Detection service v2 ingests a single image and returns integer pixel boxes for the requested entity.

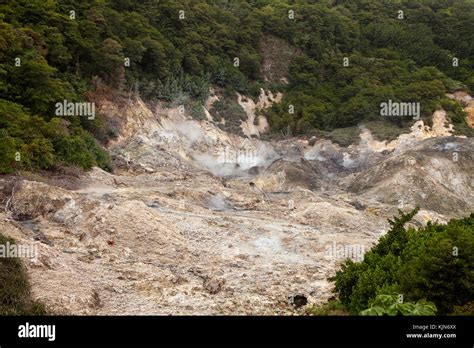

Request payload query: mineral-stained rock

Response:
[0,96,471,315]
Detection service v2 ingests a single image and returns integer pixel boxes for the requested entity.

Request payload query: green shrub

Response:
[55,131,112,171]
[306,300,348,316]
[0,234,46,315]
[398,216,474,314]
[0,129,17,174]
[326,127,360,147]
[360,294,437,316]
[451,301,474,315]
[331,209,474,315]
[190,102,206,121]
[209,94,247,135]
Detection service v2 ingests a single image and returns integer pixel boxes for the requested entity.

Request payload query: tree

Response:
[97,38,125,88]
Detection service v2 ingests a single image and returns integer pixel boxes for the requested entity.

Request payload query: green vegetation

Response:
[306,299,348,316]
[1,0,474,173]
[329,209,474,315]
[360,295,437,316]
[0,234,46,315]
[209,91,248,135]
[264,0,474,135]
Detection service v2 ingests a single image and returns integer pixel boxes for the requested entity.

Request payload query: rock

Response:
[289,294,308,308]
[203,277,225,295]
[350,200,366,211]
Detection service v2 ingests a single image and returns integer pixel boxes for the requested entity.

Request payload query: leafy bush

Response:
[306,299,348,316]
[331,209,474,315]
[360,294,436,316]
[326,127,360,147]
[209,93,247,135]
[0,129,17,174]
[451,302,474,315]
[398,215,474,314]
[190,102,206,121]
[56,131,112,171]
[0,234,46,315]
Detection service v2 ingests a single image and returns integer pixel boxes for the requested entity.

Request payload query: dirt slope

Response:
[0,94,472,315]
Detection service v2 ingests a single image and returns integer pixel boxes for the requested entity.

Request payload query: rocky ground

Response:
[0,92,472,315]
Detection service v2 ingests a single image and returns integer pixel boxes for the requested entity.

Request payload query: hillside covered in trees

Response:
[1,0,474,173]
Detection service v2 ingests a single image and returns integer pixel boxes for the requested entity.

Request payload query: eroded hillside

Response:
[1,92,472,315]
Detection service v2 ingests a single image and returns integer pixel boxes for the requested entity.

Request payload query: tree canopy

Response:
[1,0,473,172]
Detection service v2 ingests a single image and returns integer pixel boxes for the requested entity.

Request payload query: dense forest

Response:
[1,0,474,173]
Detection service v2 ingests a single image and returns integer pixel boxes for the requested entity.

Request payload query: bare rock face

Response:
[0,168,390,315]
[237,89,282,138]
[348,137,474,216]
[203,277,226,295]
[263,158,322,191]
[1,94,472,316]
